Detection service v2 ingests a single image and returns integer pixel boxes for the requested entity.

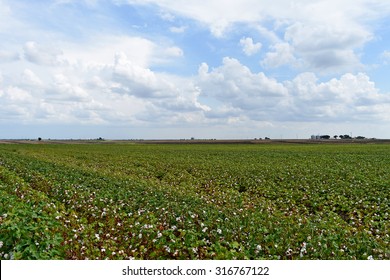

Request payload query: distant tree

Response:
[334,135,338,139]
[356,136,365,139]
[38,137,42,141]
[339,135,344,139]
[320,135,330,139]
[344,134,351,139]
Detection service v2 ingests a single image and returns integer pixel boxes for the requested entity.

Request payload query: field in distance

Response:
[0,142,389,260]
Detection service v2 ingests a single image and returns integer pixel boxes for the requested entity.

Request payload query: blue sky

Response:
[1,0,390,139]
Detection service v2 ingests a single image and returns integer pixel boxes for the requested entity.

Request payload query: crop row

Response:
[0,143,389,259]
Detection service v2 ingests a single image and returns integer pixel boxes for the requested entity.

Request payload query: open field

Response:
[0,142,389,260]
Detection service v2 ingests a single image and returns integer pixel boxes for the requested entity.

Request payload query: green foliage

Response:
[0,143,389,260]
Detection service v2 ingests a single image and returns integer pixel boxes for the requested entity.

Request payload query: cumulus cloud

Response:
[21,69,43,87]
[64,35,183,69]
[112,52,176,99]
[3,86,33,103]
[284,22,368,72]
[2,0,390,137]
[122,0,389,72]
[197,57,288,120]
[0,50,20,63]
[196,57,390,123]
[112,52,209,122]
[284,72,389,121]
[240,37,262,56]
[261,43,297,68]
[23,41,65,66]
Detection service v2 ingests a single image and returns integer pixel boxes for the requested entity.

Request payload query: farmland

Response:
[0,142,389,260]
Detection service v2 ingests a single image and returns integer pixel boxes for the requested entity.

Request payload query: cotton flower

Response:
[300,242,307,257]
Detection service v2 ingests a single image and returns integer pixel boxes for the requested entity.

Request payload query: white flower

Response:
[202,227,208,232]
[0,241,3,248]
[95,234,100,240]
[367,255,374,260]
[157,232,162,238]
[101,248,105,252]
[138,233,142,239]
[300,242,307,257]
[256,245,262,251]
[217,229,222,234]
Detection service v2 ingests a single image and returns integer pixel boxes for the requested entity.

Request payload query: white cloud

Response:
[0,50,20,63]
[284,72,389,121]
[240,37,262,56]
[284,22,368,72]
[63,35,183,69]
[4,86,33,103]
[21,69,43,87]
[169,26,187,33]
[112,52,176,98]
[196,57,390,124]
[162,46,183,57]
[121,0,390,35]
[23,41,65,66]
[197,57,288,121]
[2,0,390,138]
[62,36,155,68]
[121,0,390,73]
[381,50,390,64]
[261,43,297,68]
[159,10,175,22]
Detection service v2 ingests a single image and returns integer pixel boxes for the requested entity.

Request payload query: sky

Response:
[1,0,390,139]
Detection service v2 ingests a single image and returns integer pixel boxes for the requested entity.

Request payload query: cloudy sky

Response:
[1,0,390,139]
